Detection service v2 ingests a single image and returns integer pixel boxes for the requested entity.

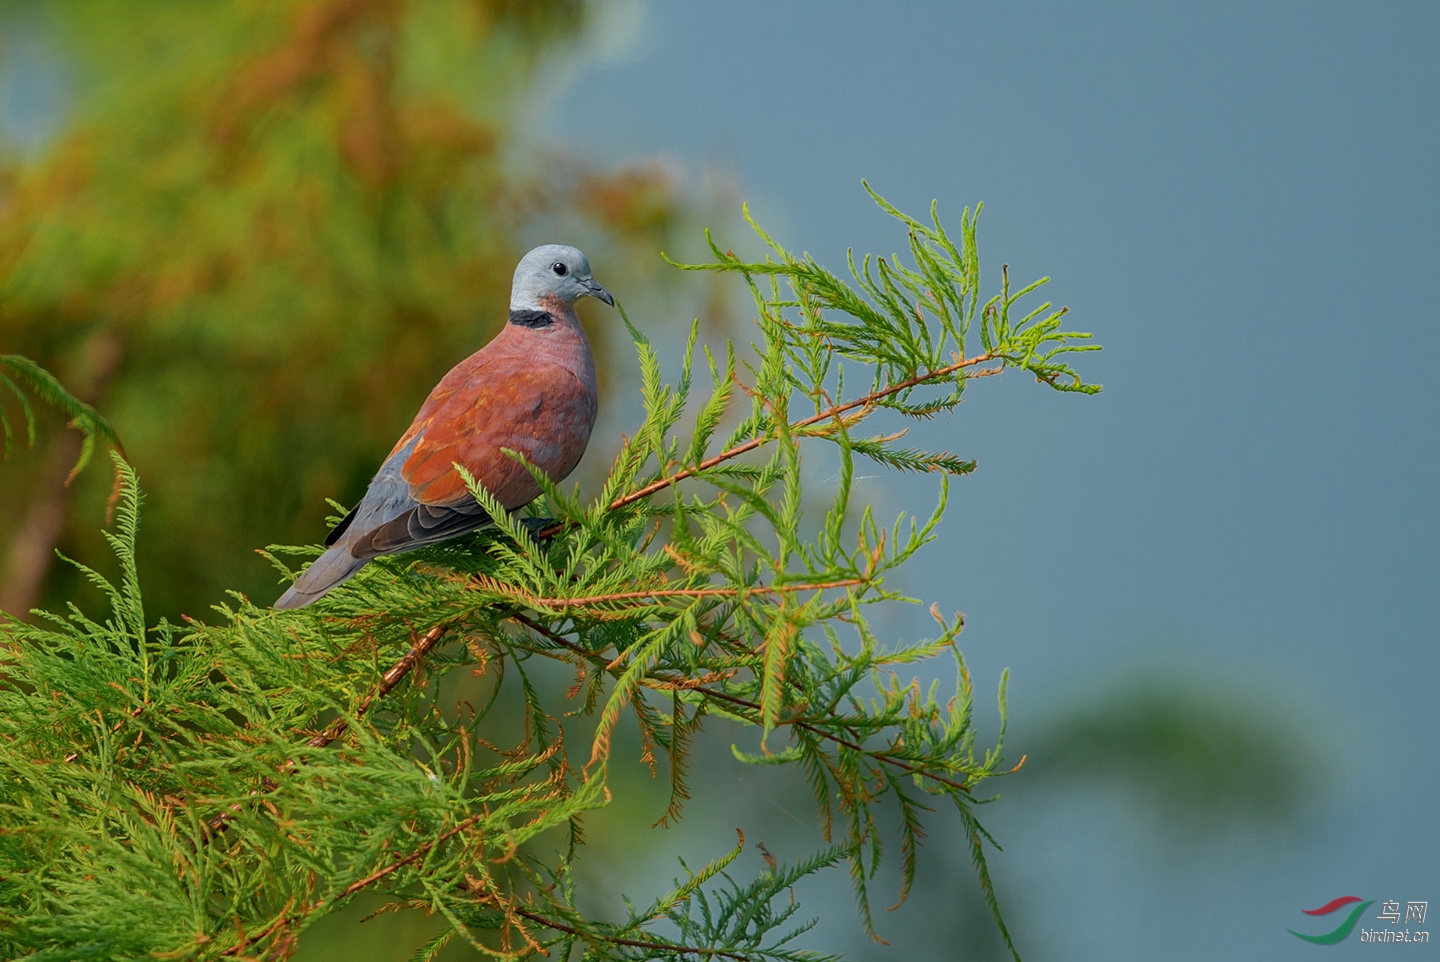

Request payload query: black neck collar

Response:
[508,308,554,329]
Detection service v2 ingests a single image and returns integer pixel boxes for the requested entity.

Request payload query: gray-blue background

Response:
[539,2,1439,958]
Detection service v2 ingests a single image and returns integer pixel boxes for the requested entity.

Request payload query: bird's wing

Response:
[342,359,595,559]
[334,435,488,559]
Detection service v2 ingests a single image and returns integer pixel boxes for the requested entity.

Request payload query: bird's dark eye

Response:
[551,262,568,276]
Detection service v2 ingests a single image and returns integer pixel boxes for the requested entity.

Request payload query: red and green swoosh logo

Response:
[1289,896,1374,944]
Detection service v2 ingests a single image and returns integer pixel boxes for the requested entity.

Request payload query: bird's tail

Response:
[273,545,369,609]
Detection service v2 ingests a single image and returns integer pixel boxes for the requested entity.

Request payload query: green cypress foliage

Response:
[0,190,1099,960]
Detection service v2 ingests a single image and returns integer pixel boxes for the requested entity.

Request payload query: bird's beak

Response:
[582,278,615,307]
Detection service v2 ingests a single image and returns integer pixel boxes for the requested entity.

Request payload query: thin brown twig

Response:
[510,611,598,662]
[334,810,484,901]
[218,896,295,958]
[306,622,450,749]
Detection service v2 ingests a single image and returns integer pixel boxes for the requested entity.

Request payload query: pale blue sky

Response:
[541,3,1439,958]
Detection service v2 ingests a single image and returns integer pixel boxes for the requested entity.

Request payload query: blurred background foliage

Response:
[0,3,1324,959]
[1024,676,1316,831]
[0,0,690,620]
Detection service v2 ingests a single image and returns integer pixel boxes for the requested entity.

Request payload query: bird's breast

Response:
[393,310,599,509]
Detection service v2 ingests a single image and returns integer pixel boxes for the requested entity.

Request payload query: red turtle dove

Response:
[275,244,612,609]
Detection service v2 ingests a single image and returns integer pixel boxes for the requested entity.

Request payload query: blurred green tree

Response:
[0,0,678,619]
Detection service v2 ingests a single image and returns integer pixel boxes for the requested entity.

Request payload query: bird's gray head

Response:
[509,244,615,312]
